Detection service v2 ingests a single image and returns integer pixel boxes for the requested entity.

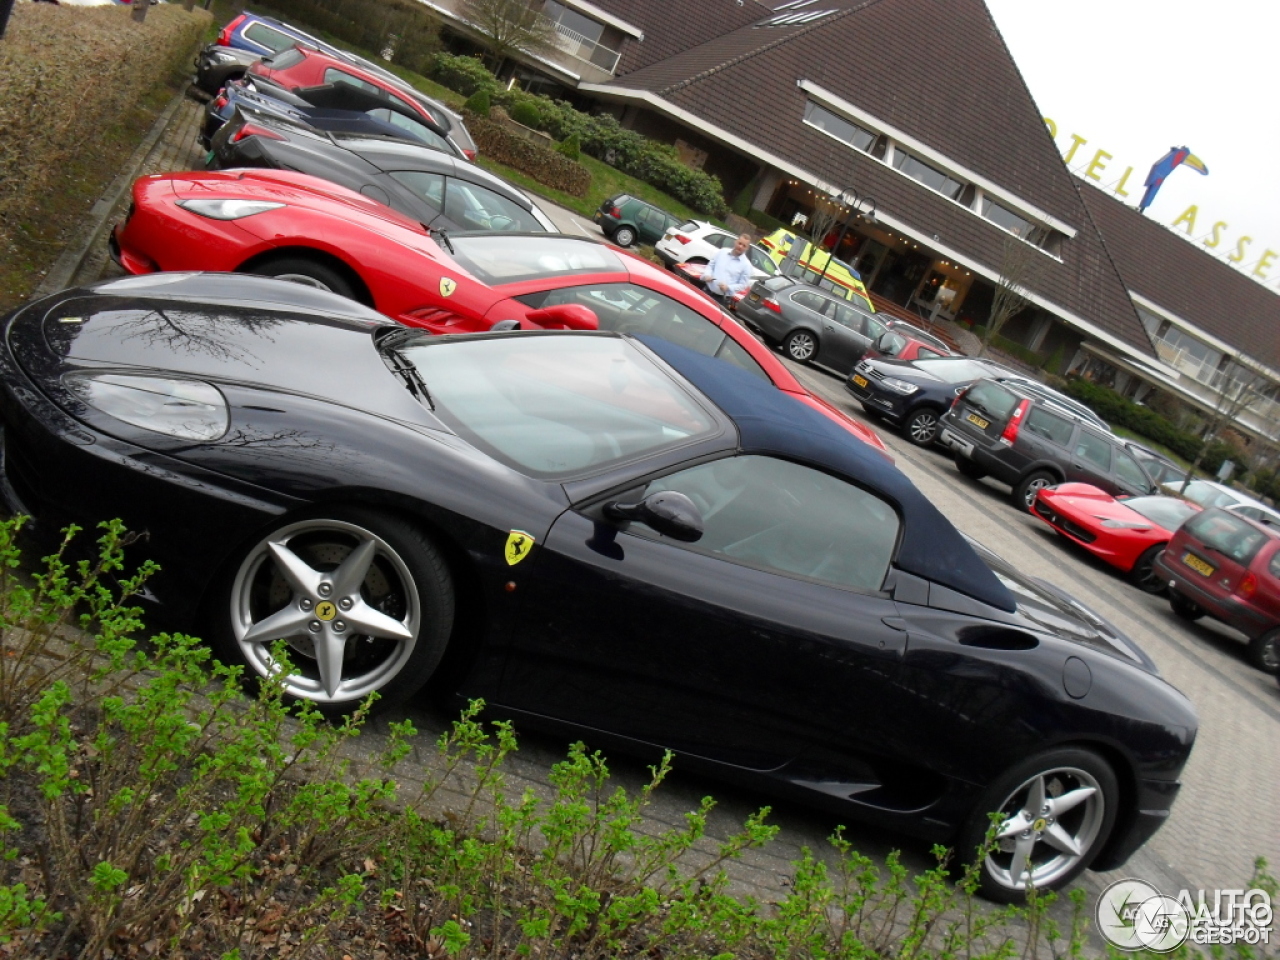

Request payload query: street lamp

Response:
[813,187,876,290]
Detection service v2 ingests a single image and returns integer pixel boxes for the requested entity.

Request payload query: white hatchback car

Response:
[1161,478,1280,527]
[655,220,778,275]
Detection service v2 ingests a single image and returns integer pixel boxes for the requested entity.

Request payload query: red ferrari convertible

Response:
[1032,483,1201,591]
[110,169,888,455]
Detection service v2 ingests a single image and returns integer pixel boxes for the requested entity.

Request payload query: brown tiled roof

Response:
[589,0,1156,357]
[588,0,769,74]
[1079,184,1280,370]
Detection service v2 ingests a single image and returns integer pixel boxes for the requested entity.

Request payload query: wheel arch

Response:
[1035,736,1139,870]
[237,247,375,308]
[1015,461,1066,485]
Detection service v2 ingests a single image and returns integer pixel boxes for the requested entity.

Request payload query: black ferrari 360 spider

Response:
[0,273,1196,901]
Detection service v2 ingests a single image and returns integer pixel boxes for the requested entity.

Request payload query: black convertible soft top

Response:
[639,334,1017,612]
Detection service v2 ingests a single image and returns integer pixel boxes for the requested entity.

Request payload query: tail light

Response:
[763,298,783,313]
[950,384,970,411]
[1239,572,1258,598]
[232,123,287,143]
[998,398,1031,446]
[216,14,246,46]
[213,95,229,111]
[675,234,692,245]
[607,205,621,218]
[463,149,476,161]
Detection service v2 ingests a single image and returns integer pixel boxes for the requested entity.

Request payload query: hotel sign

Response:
[1044,118,1278,284]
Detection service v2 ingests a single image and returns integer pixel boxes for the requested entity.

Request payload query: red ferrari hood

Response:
[1042,485,1154,526]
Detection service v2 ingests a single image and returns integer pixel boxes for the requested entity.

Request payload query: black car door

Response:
[498,454,910,772]
[1065,427,1119,491]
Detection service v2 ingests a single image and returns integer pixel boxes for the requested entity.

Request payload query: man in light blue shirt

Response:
[703,233,754,307]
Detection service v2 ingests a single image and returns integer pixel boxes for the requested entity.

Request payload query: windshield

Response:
[400,333,719,477]
[1122,496,1200,530]
[910,357,998,383]
[1175,480,1242,509]
[447,235,623,283]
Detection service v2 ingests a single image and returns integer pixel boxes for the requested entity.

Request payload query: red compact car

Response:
[110,169,888,456]
[1033,483,1201,591]
[248,46,476,159]
[1154,507,1280,671]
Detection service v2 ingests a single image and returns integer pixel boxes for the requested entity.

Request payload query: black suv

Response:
[939,378,1158,509]
[594,194,680,248]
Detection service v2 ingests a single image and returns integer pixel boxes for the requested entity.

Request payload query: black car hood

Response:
[7,273,437,429]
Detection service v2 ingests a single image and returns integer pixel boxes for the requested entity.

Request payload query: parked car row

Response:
[8,11,1210,902]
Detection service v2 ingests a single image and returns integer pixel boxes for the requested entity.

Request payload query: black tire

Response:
[1129,544,1167,594]
[957,747,1118,903]
[212,505,455,716]
[1013,470,1056,512]
[1246,628,1280,673]
[1169,591,1204,622]
[903,407,941,446]
[784,329,818,364]
[254,257,356,300]
[612,225,637,247]
[955,455,988,481]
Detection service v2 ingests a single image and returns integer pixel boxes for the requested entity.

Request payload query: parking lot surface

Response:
[59,87,1280,916]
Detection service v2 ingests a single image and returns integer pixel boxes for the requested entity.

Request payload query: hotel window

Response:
[981,197,1049,245]
[803,102,876,153]
[891,150,965,201]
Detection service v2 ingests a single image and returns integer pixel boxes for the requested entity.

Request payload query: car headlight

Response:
[64,374,229,441]
[1099,518,1152,530]
[210,50,239,63]
[176,198,286,220]
[880,377,919,395]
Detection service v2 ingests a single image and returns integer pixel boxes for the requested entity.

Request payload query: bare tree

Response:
[806,195,843,249]
[461,0,559,72]
[1175,366,1273,494]
[979,233,1048,358]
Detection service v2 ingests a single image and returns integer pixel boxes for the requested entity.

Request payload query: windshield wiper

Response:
[375,328,434,409]
[431,226,455,254]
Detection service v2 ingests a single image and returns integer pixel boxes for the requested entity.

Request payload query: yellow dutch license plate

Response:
[966,412,990,429]
[852,374,868,388]
[1181,552,1215,577]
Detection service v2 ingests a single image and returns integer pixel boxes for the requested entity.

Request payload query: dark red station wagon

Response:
[1154,507,1280,672]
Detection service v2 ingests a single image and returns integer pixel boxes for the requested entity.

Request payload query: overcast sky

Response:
[982,0,1280,291]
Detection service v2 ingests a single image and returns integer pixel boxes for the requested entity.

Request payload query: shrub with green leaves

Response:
[508,99,542,129]
[462,87,491,117]
[556,132,582,161]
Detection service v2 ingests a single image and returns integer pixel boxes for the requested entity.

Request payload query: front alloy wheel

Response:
[962,748,1117,902]
[222,509,454,714]
[785,330,817,363]
[904,408,940,446]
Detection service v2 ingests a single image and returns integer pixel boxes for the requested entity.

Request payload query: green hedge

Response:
[464,112,591,197]
[426,53,728,218]
[252,0,442,73]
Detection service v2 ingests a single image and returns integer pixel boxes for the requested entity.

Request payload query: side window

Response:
[444,179,544,231]
[791,290,829,315]
[746,246,778,275]
[1269,551,1280,579]
[534,283,725,355]
[707,233,733,249]
[388,171,445,211]
[244,22,297,54]
[1023,405,1073,445]
[324,68,382,95]
[366,109,453,152]
[637,456,900,592]
[865,314,887,341]
[919,346,946,360]
[1075,430,1112,469]
[1114,450,1151,488]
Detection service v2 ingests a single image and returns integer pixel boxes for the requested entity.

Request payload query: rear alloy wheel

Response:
[903,407,941,446]
[1129,544,1167,593]
[612,225,637,248]
[254,257,356,300]
[216,507,454,716]
[1169,591,1204,622]
[1246,628,1280,673]
[959,747,1117,903]
[1013,470,1056,512]
[785,330,818,363]
[955,455,988,481]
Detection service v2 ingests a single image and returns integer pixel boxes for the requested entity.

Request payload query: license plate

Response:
[966,412,990,429]
[852,374,868,388]
[1181,552,1215,577]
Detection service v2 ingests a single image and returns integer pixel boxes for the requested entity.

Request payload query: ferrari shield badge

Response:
[439,277,457,297]
[505,530,535,566]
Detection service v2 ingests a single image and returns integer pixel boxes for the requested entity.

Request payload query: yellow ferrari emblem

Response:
[439,277,457,297]
[1032,818,1047,832]
[505,530,535,566]
[315,601,337,621]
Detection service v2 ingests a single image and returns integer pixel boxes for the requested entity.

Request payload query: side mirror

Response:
[604,491,703,542]
[877,332,896,352]
[523,303,599,331]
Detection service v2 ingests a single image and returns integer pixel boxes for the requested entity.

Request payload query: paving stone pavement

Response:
[45,86,1280,953]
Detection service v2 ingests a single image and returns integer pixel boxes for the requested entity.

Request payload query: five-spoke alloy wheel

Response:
[960,747,1117,903]
[218,508,454,715]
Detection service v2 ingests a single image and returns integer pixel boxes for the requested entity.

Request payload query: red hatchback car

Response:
[1153,507,1280,671]
[1033,484,1201,592]
[110,169,888,455]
